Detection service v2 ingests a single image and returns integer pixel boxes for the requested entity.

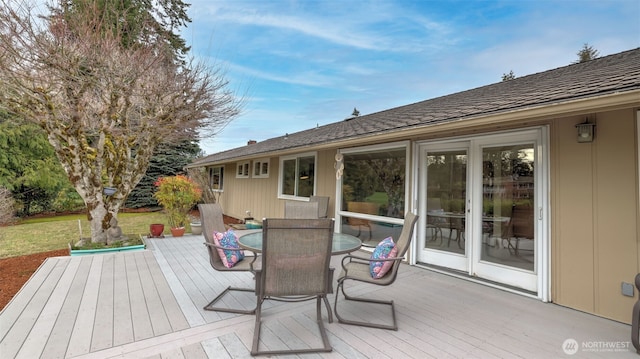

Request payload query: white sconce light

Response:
[575,119,595,143]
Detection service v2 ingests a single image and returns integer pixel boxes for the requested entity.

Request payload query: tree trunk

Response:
[88,201,109,243]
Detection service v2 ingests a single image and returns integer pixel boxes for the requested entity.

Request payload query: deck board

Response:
[125,252,155,341]
[0,234,636,358]
[179,342,208,358]
[41,256,92,359]
[67,255,103,357]
[151,248,205,327]
[90,254,115,352]
[17,256,82,359]
[136,252,173,336]
[112,252,134,346]
[1,257,69,358]
[142,250,190,332]
[0,256,60,340]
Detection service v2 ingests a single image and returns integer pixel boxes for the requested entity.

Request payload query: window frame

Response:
[236,161,250,178]
[209,165,224,192]
[252,158,270,178]
[278,152,317,200]
[336,141,410,226]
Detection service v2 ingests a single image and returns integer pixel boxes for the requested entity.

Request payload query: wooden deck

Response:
[0,233,635,358]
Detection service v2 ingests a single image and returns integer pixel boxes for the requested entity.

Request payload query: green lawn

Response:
[0,212,169,259]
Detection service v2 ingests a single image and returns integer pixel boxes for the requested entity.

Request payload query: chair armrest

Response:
[340,253,405,273]
[204,241,259,255]
[204,242,259,266]
[340,253,370,271]
[341,253,370,263]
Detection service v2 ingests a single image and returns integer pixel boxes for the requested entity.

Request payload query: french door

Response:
[418,141,469,272]
[416,129,546,293]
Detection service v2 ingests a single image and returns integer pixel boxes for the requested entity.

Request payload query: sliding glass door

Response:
[417,129,545,293]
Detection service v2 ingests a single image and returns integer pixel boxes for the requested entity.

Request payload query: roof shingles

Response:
[192,48,640,166]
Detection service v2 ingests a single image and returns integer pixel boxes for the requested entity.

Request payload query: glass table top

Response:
[238,231,362,255]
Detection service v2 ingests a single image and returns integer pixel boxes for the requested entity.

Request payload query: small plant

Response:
[153,175,202,228]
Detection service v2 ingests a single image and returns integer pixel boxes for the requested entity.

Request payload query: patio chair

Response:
[503,204,534,255]
[309,195,330,218]
[334,212,419,330]
[426,198,445,244]
[346,201,379,240]
[284,200,320,219]
[200,203,258,314]
[251,218,334,355]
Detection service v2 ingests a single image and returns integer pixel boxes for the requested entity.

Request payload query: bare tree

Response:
[187,167,219,204]
[0,1,242,242]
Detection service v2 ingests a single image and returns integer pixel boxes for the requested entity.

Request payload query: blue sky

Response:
[183,0,639,154]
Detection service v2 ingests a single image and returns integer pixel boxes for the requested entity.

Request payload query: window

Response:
[209,166,224,191]
[279,153,316,198]
[253,158,270,178]
[340,143,408,219]
[236,161,249,178]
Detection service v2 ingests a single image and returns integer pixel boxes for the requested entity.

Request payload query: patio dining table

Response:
[238,231,362,255]
[238,229,362,312]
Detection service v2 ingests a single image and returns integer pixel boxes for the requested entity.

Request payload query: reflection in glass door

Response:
[425,150,467,254]
[418,144,469,272]
[479,145,535,272]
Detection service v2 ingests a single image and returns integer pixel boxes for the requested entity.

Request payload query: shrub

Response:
[153,175,202,228]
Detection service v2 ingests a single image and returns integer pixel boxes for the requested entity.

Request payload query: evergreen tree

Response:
[0,111,76,215]
[502,70,516,81]
[574,43,600,63]
[126,139,201,208]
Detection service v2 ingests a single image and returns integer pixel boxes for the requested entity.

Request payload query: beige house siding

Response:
[217,158,281,220]
[315,149,339,216]
[217,150,339,221]
[552,108,638,323]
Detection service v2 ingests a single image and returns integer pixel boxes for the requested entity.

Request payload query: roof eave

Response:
[187,89,640,168]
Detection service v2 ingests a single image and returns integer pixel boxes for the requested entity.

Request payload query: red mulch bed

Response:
[0,213,243,311]
[0,249,69,310]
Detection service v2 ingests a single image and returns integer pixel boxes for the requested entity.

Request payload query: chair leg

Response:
[503,237,517,254]
[316,296,332,351]
[323,295,333,323]
[251,296,332,355]
[203,286,256,314]
[250,297,264,356]
[334,280,398,330]
[432,226,442,245]
[324,267,334,323]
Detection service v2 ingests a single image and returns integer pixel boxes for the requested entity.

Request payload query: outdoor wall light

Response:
[575,119,595,143]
